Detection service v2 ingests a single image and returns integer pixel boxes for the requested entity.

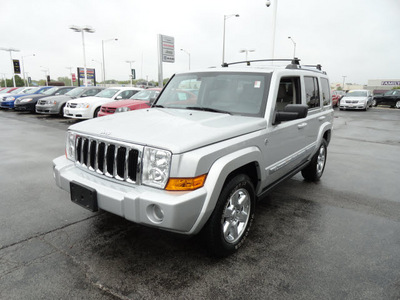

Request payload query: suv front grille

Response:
[75,135,141,183]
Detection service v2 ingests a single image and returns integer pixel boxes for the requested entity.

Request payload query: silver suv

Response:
[53,59,333,256]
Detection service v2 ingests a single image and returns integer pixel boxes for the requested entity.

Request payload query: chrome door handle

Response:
[298,123,307,129]
[318,116,326,121]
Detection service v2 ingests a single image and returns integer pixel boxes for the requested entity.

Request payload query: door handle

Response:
[298,123,307,129]
[318,116,326,121]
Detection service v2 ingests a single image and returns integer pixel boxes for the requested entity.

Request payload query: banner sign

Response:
[160,35,175,63]
[381,81,400,86]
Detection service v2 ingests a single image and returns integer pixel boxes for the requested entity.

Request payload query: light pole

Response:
[70,25,95,87]
[21,53,35,86]
[91,60,103,86]
[41,66,50,86]
[265,0,277,59]
[288,37,296,58]
[66,67,73,86]
[180,49,191,70]
[1,73,7,87]
[222,14,239,65]
[239,49,255,61]
[102,38,118,86]
[126,60,135,87]
[342,76,347,91]
[0,47,20,87]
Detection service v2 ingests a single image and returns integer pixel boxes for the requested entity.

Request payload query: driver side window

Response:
[275,77,301,111]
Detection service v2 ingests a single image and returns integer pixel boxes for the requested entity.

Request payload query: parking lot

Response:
[1,107,400,299]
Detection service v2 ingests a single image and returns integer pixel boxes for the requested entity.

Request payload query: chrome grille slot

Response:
[75,135,141,184]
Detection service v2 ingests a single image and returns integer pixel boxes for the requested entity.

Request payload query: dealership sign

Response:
[382,81,400,86]
[160,35,175,63]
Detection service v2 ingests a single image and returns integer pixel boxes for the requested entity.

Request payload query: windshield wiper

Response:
[152,104,164,108]
[186,106,232,115]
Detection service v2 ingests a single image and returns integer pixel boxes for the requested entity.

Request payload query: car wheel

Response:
[372,99,377,107]
[396,101,400,109]
[94,107,100,118]
[59,104,66,117]
[301,139,327,182]
[203,174,255,257]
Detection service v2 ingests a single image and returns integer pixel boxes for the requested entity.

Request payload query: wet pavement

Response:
[1,108,400,299]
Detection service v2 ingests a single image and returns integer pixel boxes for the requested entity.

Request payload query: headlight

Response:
[20,98,33,103]
[5,97,15,101]
[115,107,131,113]
[76,103,90,108]
[142,147,172,189]
[65,132,77,161]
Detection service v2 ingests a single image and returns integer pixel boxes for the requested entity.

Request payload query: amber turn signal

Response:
[165,174,207,191]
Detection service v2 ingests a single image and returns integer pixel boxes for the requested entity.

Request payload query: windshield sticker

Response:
[254,81,261,88]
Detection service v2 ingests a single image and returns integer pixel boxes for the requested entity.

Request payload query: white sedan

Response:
[64,87,143,119]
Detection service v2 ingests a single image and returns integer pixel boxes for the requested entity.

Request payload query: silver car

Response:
[339,90,373,110]
[35,86,104,116]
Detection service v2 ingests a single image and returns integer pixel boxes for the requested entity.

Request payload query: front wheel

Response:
[93,107,100,118]
[396,100,400,109]
[203,174,255,257]
[301,139,327,181]
[372,99,377,107]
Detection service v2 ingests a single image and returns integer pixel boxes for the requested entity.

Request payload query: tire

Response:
[372,99,377,107]
[301,139,327,182]
[396,100,400,109]
[203,174,255,257]
[59,104,66,117]
[94,107,100,118]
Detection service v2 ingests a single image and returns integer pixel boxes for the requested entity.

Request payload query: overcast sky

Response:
[1,0,399,85]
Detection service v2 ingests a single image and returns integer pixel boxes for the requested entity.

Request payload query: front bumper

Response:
[339,102,367,110]
[15,102,36,112]
[0,100,15,109]
[36,104,59,114]
[64,107,92,119]
[53,156,207,234]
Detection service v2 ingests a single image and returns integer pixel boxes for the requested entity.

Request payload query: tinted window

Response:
[304,76,320,109]
[320,78,331,106]
[275,77,301,111]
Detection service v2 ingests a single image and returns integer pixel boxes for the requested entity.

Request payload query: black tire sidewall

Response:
[301,139,327,181]
[204,174,255,257]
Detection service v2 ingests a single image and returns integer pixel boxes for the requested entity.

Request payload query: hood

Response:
[69,108,266,154]
[342,96,368,101]
[43,95,73,102]
[68,96,109,104]
[102,99,149,109]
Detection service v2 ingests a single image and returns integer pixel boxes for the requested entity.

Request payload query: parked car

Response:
[372,89,400,108]
[35,86,105,116]
[0,86,53,109]
[331,90,346,107]
[15,86,75,112]
[98,88,161,117]
[339,90,373,110]
[53,58,334,256]
[64,87,143,119]
[0,87,32,100]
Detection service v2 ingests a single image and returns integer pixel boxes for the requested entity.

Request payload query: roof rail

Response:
[221,58,300,67]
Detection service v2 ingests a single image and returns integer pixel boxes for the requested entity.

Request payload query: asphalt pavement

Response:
[0,107,399,299]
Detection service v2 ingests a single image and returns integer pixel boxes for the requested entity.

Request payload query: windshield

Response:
[95,88,119,98]
[130,89,160,101]
[384,90,396,96]
[10,87,25,94]
[345,91,367,97]
[155,72,270,117]
[66,87,85,97]
[43,87,58,95]
[21,87,40,94]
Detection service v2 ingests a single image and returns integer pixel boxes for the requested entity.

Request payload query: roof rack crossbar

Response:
[222,58,300,67]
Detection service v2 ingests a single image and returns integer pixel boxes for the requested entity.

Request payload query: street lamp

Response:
[21,53,35,86]
[1,73,7,87]
[40,66,50,86]
[342,76,347,91]
[69,25,95,87]
[0,47,20,87]
[266,0,278,59]
[102,38,118,86]
[180,48,191,70]
[126,60,135,87]
[239,49,255,61]
[222,14,239,65]
[288,37,296,58]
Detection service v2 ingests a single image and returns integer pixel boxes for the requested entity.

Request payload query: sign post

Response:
[158,34,175,88]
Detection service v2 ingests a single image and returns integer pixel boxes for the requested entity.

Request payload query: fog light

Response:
[147,204,164,223]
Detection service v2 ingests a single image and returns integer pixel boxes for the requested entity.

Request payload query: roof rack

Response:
[221,58,326,74]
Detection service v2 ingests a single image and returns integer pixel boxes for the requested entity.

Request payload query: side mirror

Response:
[116,96,122,100]
[81,94,88,97]
[273,104,308,125]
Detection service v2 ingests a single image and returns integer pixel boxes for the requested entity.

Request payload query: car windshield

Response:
[384,90,396,96]
[95,88,119,98]
[155,72,270,117]
[130,89,159,101]
[66,87,85,97]
[42,87,59,95]
[346,91,367,97]
[10,87,26,94]
[22,87,40,94]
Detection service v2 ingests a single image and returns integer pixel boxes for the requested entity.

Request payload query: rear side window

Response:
[304,76,320,109]
[320,78,331,106]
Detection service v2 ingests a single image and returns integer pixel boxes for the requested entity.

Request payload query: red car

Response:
[98,88,161,117]
[331,90,346,107]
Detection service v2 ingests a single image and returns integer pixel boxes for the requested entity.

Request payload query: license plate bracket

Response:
[70,181,98,212]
